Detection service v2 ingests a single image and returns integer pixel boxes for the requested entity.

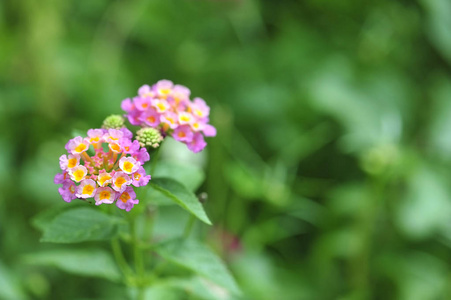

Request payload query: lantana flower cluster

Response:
[54,128,151,211]
[121,80,217,152]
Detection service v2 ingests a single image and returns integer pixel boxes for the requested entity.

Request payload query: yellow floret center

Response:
[73,169,85,182]
[157,103,167,111]
[134,173,141,181]
[75,144,87,153]
[90,137,100,143]
[98,174,112,186]
[194,109,203,117]
[69,185,75,194]
[110,143,121,152]
[115,177,127,188]
[99,190,111,200]
[68,158,78,168]
[82,184,94,195]
[180,115,190,122]
[120,192,131,203]
[160,88,171,95]
[123,161,134,173]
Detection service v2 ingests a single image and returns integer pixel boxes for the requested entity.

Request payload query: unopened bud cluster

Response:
[102,115,125,130]
[136,127,164,148]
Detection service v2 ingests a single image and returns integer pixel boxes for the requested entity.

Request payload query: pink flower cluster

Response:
[54,128,151,211]
[121,80,217,152]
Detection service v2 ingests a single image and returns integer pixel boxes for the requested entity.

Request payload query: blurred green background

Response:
[1,0,451,299]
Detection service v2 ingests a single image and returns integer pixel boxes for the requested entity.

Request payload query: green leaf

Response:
[142,286,182,300]
[41,207,120,243]
[32,202,85,231]
[149,178,211,225]
[153,161,205,191]
[166,276,237,300]
[0,262,26,300]
[154,239,241,296]
[22,248,121,282]
[420,0,451,64]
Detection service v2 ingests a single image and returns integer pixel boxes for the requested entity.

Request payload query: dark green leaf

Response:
[149,178,211,225]
[154,239,241,296]
[22,248,121,282]
[32,202,85,231]
[41,207,120,243]
[166,276,237,300]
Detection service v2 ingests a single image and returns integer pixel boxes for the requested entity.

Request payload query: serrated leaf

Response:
[41,207,120,243]
[154,239,241,296]
[22,248,121,282]
[149,178,211,225]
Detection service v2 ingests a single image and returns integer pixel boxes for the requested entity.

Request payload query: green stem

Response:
[144,206,156,243]
[150,146,161,173]
[111,238,133,280]
[130,216,145,299]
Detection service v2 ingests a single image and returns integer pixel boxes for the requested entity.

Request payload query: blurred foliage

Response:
[1,0,451,299]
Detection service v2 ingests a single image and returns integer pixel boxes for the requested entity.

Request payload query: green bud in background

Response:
[102,115,125,130]
[136,127,164,148]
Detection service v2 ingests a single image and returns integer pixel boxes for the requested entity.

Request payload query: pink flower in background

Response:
[178,112,194,125]
[134,96,151,111]
[187,133,207,153]
[121,98,141,126]
[140,109,160,127]
[173,125,193,143]
[152,99,170,114]
[54,128,151,211]
[154,79,174,98]
[160,112,179,130]
[121,80,216,153]
[138,84,154,98]
[203,124,217,137]
[191,97,210,120]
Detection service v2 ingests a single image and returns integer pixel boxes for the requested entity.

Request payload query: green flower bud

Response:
[136,127,164,148]
[102,115,125,130]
